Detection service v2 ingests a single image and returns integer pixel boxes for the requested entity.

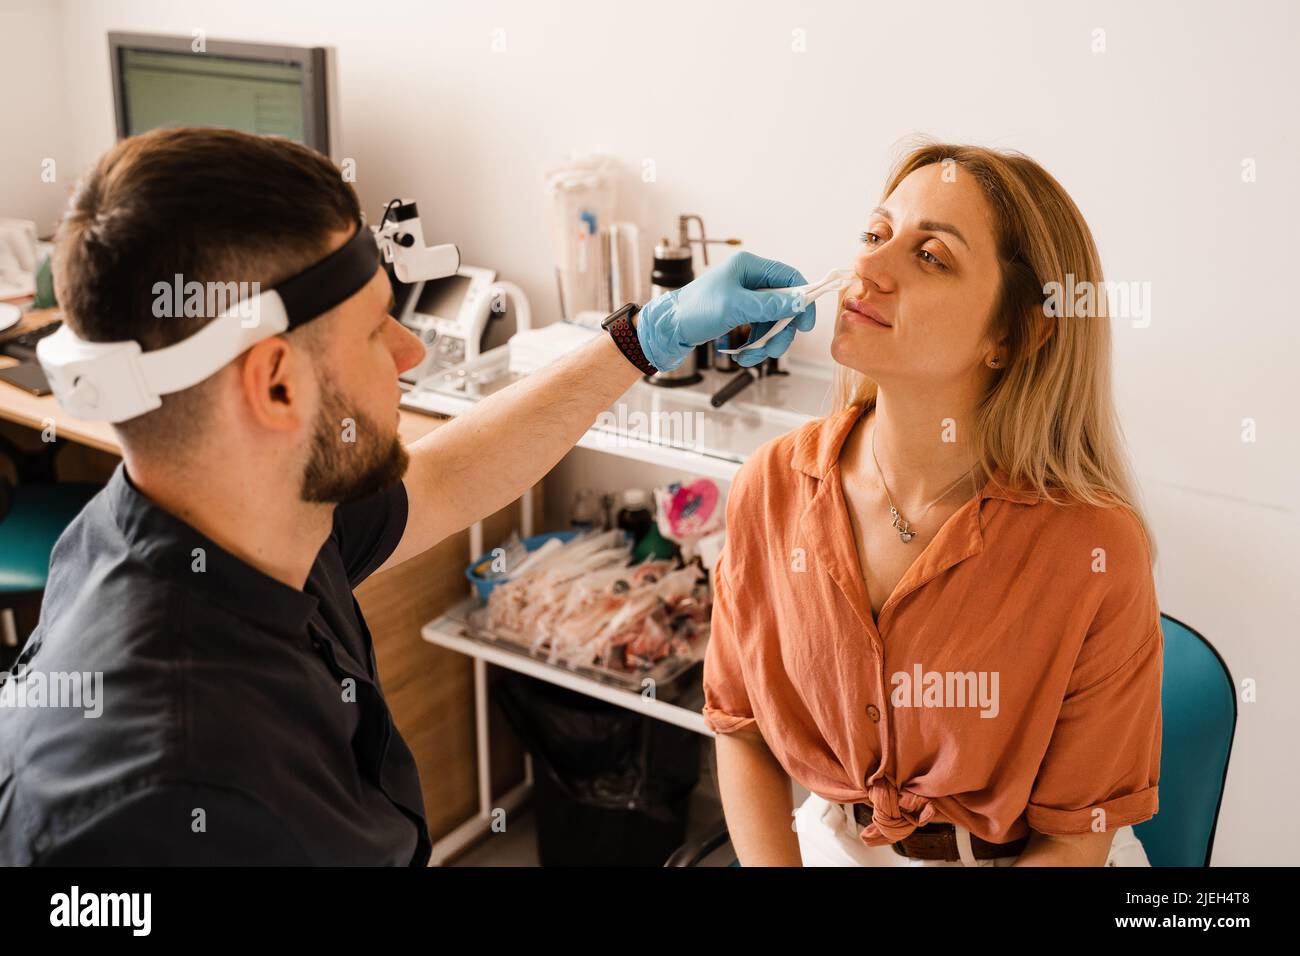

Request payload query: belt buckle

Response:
[851,801,963,861]
[852,802,924,860]
[894,822,960,861]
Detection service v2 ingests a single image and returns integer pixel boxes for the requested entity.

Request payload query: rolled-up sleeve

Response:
[1025,524,1163,835]
[702,544,759,735]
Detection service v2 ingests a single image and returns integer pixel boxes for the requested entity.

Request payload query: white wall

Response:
[5,0,1296,864]
[0,0,72,235]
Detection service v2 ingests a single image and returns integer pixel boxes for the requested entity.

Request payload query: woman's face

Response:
[831,163,1004,386]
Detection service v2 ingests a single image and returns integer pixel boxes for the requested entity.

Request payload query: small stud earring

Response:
[988,355,1000,367]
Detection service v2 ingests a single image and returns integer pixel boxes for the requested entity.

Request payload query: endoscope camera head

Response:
[372,199,460,285]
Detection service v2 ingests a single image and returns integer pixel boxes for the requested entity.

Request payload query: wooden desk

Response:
[0,309,529,860]
[0,310,117,453]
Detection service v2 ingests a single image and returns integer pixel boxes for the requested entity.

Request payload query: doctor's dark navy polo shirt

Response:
[0,462,432,865]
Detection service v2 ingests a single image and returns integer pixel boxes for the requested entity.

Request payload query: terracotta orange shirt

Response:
[703,402,1162,847]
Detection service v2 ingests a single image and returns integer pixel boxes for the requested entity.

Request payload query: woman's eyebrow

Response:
[870,206,970,250]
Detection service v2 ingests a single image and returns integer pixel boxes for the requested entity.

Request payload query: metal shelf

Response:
[400,340,835,481]
[421,597,709,737]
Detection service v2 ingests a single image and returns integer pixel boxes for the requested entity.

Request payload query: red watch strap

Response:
[605,307,657,375]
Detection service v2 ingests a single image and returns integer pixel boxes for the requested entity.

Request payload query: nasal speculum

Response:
[716,268,854,354]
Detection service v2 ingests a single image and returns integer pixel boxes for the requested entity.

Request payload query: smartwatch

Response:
[601,302,657,375]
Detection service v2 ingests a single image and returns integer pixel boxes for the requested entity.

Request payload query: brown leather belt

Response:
[851,802,1029,862]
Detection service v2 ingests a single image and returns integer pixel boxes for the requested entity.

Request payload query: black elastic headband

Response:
[273,223,381,329]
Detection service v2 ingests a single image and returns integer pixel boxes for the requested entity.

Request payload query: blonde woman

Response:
[704,143,1162,867]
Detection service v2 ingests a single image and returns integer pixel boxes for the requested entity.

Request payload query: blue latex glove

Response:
[635,251,814,371]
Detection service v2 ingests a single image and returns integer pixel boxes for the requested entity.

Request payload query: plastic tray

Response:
[460,602,708,692]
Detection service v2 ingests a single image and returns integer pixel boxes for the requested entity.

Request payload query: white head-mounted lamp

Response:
[37,199,458,423]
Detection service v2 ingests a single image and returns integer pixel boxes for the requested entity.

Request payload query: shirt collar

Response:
[790,402,1041,505]
[105,461,320,637]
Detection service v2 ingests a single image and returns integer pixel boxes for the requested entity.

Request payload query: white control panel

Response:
[400,264,498,383]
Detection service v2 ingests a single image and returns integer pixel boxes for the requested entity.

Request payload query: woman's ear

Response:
[994,305,1053,369]
[1027,307,1055,354]
[983,328,1010,369]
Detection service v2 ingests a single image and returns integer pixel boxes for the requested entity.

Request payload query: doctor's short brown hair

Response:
[52,126,361,454]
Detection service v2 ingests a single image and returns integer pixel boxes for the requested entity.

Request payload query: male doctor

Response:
[0,127,814,864]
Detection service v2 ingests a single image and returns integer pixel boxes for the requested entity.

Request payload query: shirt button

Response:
[866,704,880,722]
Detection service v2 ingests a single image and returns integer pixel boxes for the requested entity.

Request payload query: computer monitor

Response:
[108,32,335,155]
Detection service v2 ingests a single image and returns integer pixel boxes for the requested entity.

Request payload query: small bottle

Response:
[571,488,602,531]
[615,488,654,546]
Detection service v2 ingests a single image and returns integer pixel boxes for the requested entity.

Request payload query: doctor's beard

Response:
[300,378,409,504]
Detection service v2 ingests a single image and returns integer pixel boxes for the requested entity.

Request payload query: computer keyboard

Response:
[1,320,61,362]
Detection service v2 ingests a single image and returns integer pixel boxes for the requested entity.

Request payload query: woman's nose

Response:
[853,248,895,293]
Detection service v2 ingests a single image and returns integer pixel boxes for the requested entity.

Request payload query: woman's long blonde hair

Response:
[834,140,1155,561]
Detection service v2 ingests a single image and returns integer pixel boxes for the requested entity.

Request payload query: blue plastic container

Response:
[465,530,578,602]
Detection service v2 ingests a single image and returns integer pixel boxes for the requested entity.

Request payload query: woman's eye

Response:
[861,230,948,271]
[919,249,948,270]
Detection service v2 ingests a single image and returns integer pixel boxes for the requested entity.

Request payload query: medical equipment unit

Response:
[675,214,743,374]
[643,239,699,386]
[641,214,752,387]
[391,265,536,385]
[36,199,459,423]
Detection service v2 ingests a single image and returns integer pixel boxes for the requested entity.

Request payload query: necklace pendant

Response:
[890,507,915,542]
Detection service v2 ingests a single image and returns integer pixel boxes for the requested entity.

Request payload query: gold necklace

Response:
[870,425,978,543]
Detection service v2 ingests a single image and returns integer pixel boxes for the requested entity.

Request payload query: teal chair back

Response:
[1132,614,1236,866]
[0,435,101,670]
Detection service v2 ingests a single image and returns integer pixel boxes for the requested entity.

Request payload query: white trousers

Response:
[794,792,1151,867]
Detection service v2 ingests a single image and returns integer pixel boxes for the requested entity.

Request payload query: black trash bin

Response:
[493,671,700,866]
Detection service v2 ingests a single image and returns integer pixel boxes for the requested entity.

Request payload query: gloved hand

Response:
[635,251,815,371]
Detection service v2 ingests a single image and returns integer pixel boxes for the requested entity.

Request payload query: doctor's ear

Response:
[240,336,310,432]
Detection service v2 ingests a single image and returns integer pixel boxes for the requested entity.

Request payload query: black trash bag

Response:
[493,670,700,866]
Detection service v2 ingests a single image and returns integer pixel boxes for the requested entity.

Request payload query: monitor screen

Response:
[416,274,474,320]
[119,49,306,142]
[110,33,331,153]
